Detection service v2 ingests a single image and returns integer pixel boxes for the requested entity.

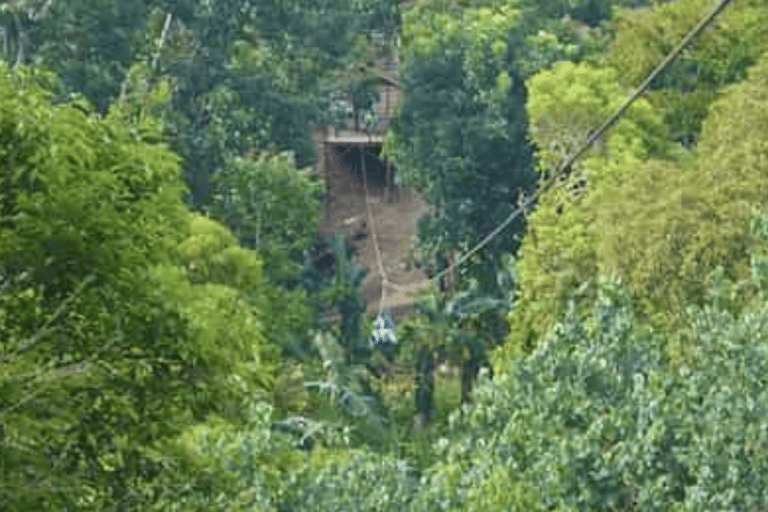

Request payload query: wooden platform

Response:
[324,129,384,146]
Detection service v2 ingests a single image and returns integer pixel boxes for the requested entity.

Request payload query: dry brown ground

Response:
[319,144,433,320]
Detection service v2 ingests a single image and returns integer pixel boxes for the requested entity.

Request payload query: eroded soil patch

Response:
[319,145,431,319]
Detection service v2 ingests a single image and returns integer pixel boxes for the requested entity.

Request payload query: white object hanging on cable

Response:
[370,308,397,348]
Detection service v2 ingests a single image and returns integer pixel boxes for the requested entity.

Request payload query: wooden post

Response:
[383,85,393,203]
[322,140,328,192]
[384,84,390,127]
[362,144,368,194]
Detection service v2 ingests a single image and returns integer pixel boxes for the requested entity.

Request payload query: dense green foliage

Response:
[421,271,768,510]
[510,49,768,354]
[609,0,768,146]
[3,0,398,204]
[119,254,768,510]
[4,0,768,509]
[209,153,323,282]
[387,1,535,276]
[0,62,279,510]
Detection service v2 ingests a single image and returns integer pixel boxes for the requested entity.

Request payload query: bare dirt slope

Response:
[320,144,432,319]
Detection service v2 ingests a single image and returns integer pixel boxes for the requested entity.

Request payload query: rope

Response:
[360,140,389,315]
[151,14,173,73]
[379,0,734,295]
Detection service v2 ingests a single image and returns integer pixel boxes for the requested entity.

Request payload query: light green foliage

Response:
[0,67,187,283]
[509,49,768,353]
[398,0,520,124]
[175,212,307,366]
[106,61,176,141]
[152,402,299,512]
[518,27,593,78]
[462,471,549,512]
[0,67,275,510]
[150,416,417,512]
[439,274,768,510]
[152,264,274,405]
[401,1,519,64]
[510,59,668,352]
[509,187,600,353]
[526,60,667,172]
[611,0,768,86]
[609,0,768,145]
[600,53,768,325]
[0,63,186,508]
[209,153,323,283]
[177,214,256,286]
[283,450,418,511]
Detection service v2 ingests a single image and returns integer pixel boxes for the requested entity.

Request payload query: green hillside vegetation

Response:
[509,0,768,355]
[4,0,768,509]
[0,65,278,508]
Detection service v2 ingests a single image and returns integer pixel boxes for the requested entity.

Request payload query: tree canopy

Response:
[5,0,768,509]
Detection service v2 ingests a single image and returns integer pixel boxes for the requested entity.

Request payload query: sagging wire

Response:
[380,0,734,295]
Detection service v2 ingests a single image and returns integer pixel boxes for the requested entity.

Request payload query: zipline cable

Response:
[151,13,173,73]
[378,0,734,296]
[360,140,389,315]
[360,140,399,352]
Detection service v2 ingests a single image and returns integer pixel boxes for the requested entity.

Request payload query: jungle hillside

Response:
[4,0,768,509]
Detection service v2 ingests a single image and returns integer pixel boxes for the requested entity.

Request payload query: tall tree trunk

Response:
[460,357,479,405]
[414,345,435,429]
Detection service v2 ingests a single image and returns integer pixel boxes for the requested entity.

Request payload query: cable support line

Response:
[151,13,173,73]
[360,140,389,315]
[379,0,733,295]
[554,0,734,175]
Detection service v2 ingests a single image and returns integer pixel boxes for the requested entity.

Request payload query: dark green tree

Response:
[387,3,535,283]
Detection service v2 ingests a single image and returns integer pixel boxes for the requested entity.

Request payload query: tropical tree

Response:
[508,48,768,353]
[209,153,323,283]
[0,64,276,510]
[387,1,535,280]
[507,58,669,351]
[432,270,768,510]
[609,0,768,146]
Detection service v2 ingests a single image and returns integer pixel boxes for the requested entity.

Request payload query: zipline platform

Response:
[324,128,385,146]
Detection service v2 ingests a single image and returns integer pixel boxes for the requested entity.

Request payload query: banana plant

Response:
[0,0,52,66]
[326,231,369,364]
[415,252,516,412]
